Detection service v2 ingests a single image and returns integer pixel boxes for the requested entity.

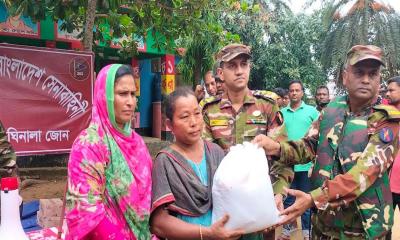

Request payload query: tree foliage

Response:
[320,0,400,81]
[5,0,236,54]
[176,1,250,87]
[221,0,326,93]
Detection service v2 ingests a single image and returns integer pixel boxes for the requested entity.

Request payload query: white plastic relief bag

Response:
[211,142,280,234]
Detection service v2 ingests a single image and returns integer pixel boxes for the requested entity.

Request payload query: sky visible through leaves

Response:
[291,0,400,14]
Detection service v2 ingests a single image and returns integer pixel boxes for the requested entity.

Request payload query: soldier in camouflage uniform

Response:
[202,43,294,240]
[254,45,399,239]
[0,120,17,178]
[0,120,18,220]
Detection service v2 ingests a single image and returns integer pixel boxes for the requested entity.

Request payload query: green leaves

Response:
[5,0,228,54]
[172,0,183,8]
[241,1,248,11]
[321,0,400,81]
[252,4,260,13]
[119,14,130,27]
[220,1,326,93]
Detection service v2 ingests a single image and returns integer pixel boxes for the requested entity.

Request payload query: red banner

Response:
[161,55,175,75]
[0,44,94,156]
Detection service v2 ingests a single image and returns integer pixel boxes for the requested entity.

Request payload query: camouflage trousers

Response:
[311,225,390,240]
[0,165,18,178]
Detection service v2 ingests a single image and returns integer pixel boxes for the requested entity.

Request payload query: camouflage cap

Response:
[346,45,385,66]
[216,43,251,63]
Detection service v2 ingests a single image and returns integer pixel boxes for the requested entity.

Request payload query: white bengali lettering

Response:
[42,76,88,119]
[6,128,42,143]
[6,127,19,143]
[10,59,23,79]
[0,56,46,84]
[59,90,75,107]
[45,130,70,142]
[28,130,42,142]
[0,55,12,78]
[1,55,88,119]
[65,92,89,118]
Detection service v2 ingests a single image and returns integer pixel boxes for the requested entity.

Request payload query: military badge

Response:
[246,119,267,124]
[252,110,261,117]
[379,127,394,143]
[210,119,229,126]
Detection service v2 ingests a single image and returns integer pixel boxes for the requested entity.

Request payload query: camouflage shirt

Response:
[0,120,17,178]
[279,96,400,239]
[202,89,293,195]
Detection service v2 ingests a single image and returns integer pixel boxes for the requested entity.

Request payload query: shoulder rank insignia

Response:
[252,90,278,103]
[373,104,400,120]
[200,96,220,109]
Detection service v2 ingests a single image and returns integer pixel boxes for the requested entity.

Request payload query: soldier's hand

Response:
[278,188,313,226]
[252,134,280,156]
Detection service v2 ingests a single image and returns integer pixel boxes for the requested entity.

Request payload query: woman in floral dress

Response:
[65,64,152,240]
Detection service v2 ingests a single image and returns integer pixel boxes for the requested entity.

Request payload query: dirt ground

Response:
[20,179,400,239]
[20,177,67,202]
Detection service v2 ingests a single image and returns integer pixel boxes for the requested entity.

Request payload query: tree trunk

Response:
[83,0,97,51]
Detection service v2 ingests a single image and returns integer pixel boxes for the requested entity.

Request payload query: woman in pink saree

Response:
[65,64,152,240]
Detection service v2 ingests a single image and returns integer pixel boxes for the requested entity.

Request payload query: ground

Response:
[20,178,400,239]
[21,178,66,202]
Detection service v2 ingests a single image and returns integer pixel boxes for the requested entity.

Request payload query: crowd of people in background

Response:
[1,43,400,240]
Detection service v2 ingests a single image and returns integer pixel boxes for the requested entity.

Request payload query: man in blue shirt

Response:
[280,80,319,240]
